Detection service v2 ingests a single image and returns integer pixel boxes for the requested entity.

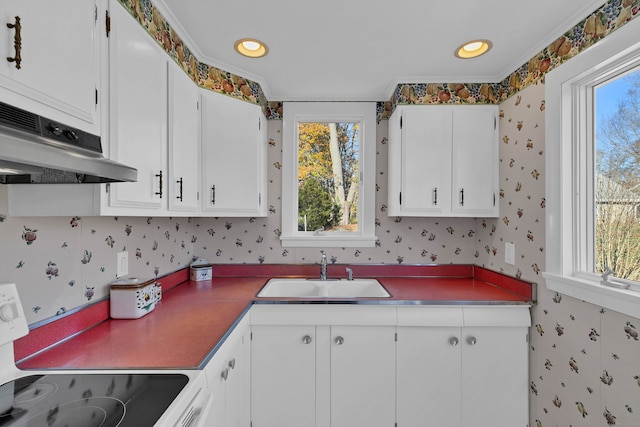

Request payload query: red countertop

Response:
[16,265,532,371]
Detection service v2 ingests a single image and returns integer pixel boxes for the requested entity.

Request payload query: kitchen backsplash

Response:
[0,215,196,324]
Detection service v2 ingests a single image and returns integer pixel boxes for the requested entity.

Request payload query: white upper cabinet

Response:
[167,62,200,213]
[0,0,101,134]
[451,108,499,216]
[200,90,267,217]
[105,1,167,213]
[388,105,499,217]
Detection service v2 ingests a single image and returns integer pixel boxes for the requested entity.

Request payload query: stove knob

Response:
[0,302,19,322]
[64,129,79,141]
[47,123,63,136]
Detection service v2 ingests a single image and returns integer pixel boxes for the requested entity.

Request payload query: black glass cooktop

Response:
[0,373,188,426]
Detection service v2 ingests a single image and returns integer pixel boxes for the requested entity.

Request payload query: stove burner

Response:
[24,396,125,427]
[0,373,188,427]
[13,381,58,405]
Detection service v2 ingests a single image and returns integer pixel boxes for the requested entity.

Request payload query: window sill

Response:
[280,234,377,248]
[543,272,640,319]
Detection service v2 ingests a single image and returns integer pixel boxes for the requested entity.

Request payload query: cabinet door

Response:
[225,326,251,427]
[396,326,462,427]
[330,326,396,427]
[207,354,229,427]
[0,0,100,132]
[251,325,316,427]
[168,63,199,212]
[398,107,452,216]
[451,107,498,216]
[107,2,167,211]
[461,326,528,427]
[201,91,266,216]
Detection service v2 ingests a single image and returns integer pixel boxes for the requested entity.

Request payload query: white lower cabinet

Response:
[250,325,316,427]
[330,325,396,427]
[204,316,251,427]
[396,306,530,427]
[250,305,396,427]
[211,304,529,427]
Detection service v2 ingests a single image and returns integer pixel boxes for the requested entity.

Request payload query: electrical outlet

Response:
[505,242,515,265]
[116,251,128,278]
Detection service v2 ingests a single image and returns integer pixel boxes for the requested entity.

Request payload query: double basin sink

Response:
[257,278,390,298]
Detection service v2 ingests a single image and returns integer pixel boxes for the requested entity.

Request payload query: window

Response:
[595,71,640,282]
[281,102,377,247]
[545,17,640,318]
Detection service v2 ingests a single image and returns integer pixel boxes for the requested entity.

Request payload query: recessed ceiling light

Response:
[234,38,269,58]
[455,39,492,59]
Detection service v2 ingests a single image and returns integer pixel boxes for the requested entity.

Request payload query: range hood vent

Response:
[0,101,137,184]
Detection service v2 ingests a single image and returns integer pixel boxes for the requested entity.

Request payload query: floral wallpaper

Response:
[476,82,640,427]
[0,215,195,324]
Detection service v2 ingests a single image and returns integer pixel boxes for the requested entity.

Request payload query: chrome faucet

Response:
[320,254,327,280]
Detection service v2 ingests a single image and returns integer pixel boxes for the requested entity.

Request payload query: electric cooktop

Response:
[0,373,188,426]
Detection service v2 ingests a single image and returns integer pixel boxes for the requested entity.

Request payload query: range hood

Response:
[0,101,137,184]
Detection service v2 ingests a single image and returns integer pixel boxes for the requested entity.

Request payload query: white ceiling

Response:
[154,0,606,102]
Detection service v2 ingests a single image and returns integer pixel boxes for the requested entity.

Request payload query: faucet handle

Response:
[345,267,353,281]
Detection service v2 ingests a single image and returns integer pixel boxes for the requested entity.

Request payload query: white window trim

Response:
[281,102,377,248]
[544,17,640,319]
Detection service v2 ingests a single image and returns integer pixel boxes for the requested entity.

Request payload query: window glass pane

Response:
[595,68,640,281]
[297,122,359,233]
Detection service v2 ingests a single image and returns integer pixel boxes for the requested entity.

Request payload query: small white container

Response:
[110,277,158,319]
[190,264,212,281]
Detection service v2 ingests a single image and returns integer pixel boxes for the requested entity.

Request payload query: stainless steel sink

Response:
[257,278,391,298]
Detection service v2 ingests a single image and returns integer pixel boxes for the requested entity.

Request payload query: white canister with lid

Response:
[190,258,212,281]
[110,277,158,319]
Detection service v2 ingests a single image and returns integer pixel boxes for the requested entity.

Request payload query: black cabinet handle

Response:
[176,178,183,202]
[155,171,163,198]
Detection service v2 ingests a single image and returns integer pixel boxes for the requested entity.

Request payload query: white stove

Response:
[0,283,213,426]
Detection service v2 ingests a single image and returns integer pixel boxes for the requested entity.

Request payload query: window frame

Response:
[544,17,640,318]
[280,102,377,248]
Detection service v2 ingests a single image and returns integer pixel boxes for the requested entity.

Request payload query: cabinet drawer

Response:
[250,304,396,326]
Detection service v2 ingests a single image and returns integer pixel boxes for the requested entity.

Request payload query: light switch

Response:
[116,251,128,278]
[505,242,515,265]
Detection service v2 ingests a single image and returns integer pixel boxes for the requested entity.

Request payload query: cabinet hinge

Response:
[258,192,262,206]
[494,116,497,130]
[258,117,261,131]
[105,183,110,194]
[400,116,403,129]
[95,88,98,106]
[399,192,402,206]
[196,100,200,110]
[493,193,496,207]
[94,5,98,25]
[394,332,397,342]
[105,10,111,37]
